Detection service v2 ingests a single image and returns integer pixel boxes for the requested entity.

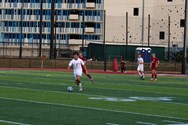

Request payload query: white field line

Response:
[0,119,30,125]
[168,123,188,125]
[0,86,188,106]
[1,70,188,89]
[1,80,188,97]
[106,123,119,125]
[163,120,184,124]
[36,80,188,93]
[0,97,188,121]
[137,121,156,125]
[1,78,188,96]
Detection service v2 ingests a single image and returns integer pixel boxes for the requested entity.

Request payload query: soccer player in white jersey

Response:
[137,53,145,80]
[68,52,86,92]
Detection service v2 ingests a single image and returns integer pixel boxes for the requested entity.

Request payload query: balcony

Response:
[85,27,95,33]
[69,14,79,20]
[69,39,82,45]
[86,2,96,8]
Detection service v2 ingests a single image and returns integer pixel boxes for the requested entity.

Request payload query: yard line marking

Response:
[137,121,156,125]
[0,86,188,106]
[106,123,119,125]
[0,97,188,121]
[168,123,188,125]
[0,119,30,125]
[163,120,184,124]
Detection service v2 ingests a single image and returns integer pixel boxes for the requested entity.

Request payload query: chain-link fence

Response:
[0,58,187,73]
[0,42,73,59]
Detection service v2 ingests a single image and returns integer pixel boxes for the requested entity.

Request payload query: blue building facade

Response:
[0,0,104,53]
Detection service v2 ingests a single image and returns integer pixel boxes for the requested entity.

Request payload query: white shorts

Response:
[137,66,144,72]
[73,71,82,80]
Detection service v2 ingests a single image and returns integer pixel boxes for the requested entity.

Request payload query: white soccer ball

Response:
[67,86,73,92]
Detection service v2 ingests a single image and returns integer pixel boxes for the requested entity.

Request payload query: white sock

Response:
[142,73,145,78]
[79,83,82,88]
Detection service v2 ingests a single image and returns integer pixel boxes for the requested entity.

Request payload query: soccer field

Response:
[0,70,188,125]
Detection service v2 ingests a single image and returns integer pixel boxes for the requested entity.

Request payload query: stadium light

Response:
[182,0,188,74]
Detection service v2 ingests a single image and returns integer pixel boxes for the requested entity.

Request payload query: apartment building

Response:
[0,0,104,57]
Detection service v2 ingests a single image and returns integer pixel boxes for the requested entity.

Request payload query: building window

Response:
[167,0,173,2]
[133,8,139,16]
[159,32,165,40]
[180,19,185,27]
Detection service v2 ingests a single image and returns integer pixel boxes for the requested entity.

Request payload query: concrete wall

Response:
[104,0,185,47]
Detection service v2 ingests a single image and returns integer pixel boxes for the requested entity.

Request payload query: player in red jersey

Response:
[150,53,160,81]
[79,52,94,83]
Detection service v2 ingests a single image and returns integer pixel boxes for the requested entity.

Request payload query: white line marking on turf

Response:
[1,85,188,106]
[163,120,184,124]
[0,97,188,121]
[0,85,188,106]
[168,123,188,125]
[106,123,119,125]
[1,80,188,97]
[0,119,30,125]
[89,97,136,102]
[137,121,156,125]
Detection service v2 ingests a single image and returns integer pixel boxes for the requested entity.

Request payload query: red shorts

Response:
[152,67,157,70]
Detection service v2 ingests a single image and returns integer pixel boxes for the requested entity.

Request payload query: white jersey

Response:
[137,57,144,67]
[69,58,84,73]
[137,57,144,71]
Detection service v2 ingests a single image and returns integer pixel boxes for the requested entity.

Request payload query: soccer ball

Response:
[67,86,73,92]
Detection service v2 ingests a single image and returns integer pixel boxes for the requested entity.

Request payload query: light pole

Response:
[103,10,106,71]
[182,0,188,74]
[50,0,55,59]
[168,16,171,61]
[54,17,57,59]
[19,3,23,59]
[82,2,85,52]
[39,0,43,57]
[141,0,145,48]
[126,12,128,61]
[148,14,151,47]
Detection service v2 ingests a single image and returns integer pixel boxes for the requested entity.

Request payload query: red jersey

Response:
[151,57,159,69]
[79,57,86,62]
[79,56,86,72]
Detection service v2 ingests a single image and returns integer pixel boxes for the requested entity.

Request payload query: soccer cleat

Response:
[154,78,158,81]
[150,78,154,81]
[140,76,144,80]
[79,87,83,92]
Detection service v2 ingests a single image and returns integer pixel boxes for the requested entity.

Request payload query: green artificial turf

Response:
[0,70,188,125]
